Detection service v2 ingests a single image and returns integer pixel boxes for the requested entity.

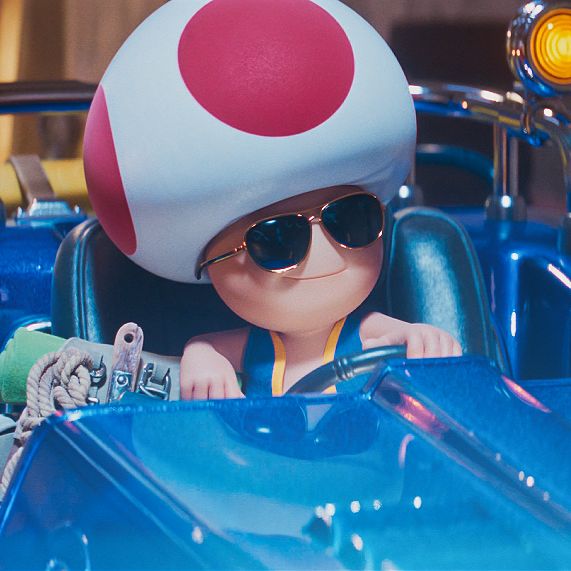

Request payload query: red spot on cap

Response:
[84,86,137,255]
[178,0,355,137]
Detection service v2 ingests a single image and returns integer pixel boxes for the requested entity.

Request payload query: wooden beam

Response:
[0,0,24,161]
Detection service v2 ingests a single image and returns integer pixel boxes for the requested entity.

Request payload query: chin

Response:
[214,261,381,332]
[249,280,375,333]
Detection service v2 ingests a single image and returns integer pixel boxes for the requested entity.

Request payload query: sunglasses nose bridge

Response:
[293,215,347,277]
[307,214,322,225]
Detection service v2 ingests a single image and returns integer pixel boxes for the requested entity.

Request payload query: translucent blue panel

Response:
[1,356,570,569]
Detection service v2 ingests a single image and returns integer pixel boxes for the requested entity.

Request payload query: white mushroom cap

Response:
[84,0,416,283]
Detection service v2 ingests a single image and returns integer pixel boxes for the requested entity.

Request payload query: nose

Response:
[286,220,346,279]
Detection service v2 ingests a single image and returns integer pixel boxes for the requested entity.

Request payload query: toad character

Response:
[82,0,461,400]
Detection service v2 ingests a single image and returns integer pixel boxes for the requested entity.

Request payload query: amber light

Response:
[530,8,571,86]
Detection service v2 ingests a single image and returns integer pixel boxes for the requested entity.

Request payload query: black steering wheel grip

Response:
[285,345,406,395]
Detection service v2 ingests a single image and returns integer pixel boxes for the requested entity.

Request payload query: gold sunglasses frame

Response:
[196,192,385,280]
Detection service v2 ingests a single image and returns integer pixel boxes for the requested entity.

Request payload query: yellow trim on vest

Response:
[270,331,286,396]
[322,317,346,395]
[323,318,346,363]
[270,317,347,397]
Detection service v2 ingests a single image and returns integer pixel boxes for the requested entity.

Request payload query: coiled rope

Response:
[0,348,93,495]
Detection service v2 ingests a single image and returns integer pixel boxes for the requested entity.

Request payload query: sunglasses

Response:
[196,192,385,279]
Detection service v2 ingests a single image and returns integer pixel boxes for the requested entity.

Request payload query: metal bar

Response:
[509,136,520,198]
[410,82,571,222]
[0,81,95,115]
[486,125,526,221]
[493,124,509,198]
[409,83,548,145]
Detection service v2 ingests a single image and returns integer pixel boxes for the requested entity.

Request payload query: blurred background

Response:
[0,0,523,82]
[0,0,563,213]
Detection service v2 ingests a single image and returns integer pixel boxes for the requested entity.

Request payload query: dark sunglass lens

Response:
[246,215,310,271]
[322,194,383,248]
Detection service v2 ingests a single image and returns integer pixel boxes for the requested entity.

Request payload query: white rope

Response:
[1,348,93,495]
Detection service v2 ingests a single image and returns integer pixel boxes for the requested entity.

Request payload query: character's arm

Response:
[180,327,250,400]
[360,312,462,358]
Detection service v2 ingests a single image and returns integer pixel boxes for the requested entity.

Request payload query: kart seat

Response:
[51,208,507,371]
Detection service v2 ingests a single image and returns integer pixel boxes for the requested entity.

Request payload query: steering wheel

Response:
[285,345,406,395]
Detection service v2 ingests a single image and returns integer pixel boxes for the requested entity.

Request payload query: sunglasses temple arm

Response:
[195,245,245,280]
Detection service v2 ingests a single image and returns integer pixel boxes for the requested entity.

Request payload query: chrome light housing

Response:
[508,1,571,97]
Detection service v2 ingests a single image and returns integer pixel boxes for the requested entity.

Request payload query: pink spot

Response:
[178,0,354,137]
[84,86,137,255]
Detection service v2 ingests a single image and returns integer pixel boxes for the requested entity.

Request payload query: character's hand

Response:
[363,322,462,359]
[180,341,245,400]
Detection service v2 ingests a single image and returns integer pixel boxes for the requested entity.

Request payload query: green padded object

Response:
[0,329,66,404]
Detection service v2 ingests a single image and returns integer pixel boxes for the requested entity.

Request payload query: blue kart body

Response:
[0,76,570,568]
[450,209,571,381]
[2,357,571,568]
[0,213,85,347]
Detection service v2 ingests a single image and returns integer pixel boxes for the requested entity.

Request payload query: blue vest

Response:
[242,311,367,397]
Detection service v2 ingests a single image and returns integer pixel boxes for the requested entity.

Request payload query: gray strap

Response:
[9,154,56,207]
[107,324,144,402]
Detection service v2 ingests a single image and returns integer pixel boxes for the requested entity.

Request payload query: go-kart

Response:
[1,2,571,569]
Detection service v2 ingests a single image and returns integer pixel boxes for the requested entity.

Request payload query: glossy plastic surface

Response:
[0,225,61,349]
[1,356,571,569]
[0,214,86,349]
[450,209,571,380]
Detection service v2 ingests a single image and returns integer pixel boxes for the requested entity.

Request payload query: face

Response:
[204,185,384,334]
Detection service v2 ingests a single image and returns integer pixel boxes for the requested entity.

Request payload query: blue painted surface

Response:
[523,378,571,421]
[1,357,571,569]
[0,216,85,349]
[448,209,571,380]
[0,225,60,347]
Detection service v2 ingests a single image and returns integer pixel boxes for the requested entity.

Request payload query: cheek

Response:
[209,256,284,324]
[348,239,384,284]
[332,241,383,305]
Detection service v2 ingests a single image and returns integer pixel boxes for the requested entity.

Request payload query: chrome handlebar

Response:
[410,82,571,213]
